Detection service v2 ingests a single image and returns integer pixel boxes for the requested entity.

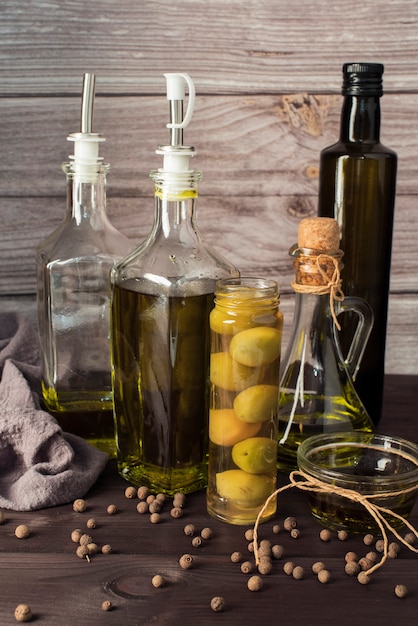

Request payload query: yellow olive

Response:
[216,469,274,508]
[209,409,261,447]
[233,384,279,423]
[232,437,278,474]
[229,326,282,367]
[210,352,260,392]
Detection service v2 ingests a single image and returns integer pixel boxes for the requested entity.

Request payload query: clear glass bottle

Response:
[318,62,397,426]
[207,277,283,525]
[36,73,134,456]
[111,73,239,494]
[278,217,374,472]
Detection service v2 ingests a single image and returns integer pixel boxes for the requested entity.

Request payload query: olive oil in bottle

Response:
[111,73,239,494]
[317,63,397,425]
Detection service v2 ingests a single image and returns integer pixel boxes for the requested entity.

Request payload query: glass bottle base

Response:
[206,491,277,526]
[117,458,208,496]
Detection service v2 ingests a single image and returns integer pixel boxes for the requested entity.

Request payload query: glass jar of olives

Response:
[206,277,283,525]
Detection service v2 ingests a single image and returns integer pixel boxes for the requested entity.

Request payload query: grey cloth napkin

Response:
[0,311,108,511]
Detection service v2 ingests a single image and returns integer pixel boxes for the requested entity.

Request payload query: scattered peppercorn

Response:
[107,504,117,515]
[358,557,373,571]
[312,561,325,574]
[357,571,370,585]
[247,575,263,591]
[179,553,193,569]
[15,525,30,539]
[389,541,400,554]
[230,551,242,563]
[345,561,361,577]
[152,574,166,588]
[86,518,97,529]
[258,559,273,575]
[283,561,295,575]
[101,600,113,611]
[247,541,254,553]
[102,544,112,554]
[375,539,385,553]
[241,561,254,574]
[73,498,86,513]
[170,507,183,519]
[344,551,358,563]
[337,530,348,541]
[365,551,377,564]
[290,528,301,539]
[404,532,416,545]
[146,494,155,505]
[292,565,304,580]
[79,534,93,546]
[394,584,408,598]
[124,486,137,499]
[191,536,202,548]
[201,527,213,540]
[210,596,225,612]
[363,533,374,546]
[173,493,186,508]
[184,524,196,536]
[272,523,281,534]
[14,604,32,622]
[137,486,150,500]
[137,502,149,514]
[149,501,162,514]
[284,516,297,531]
[271,544,285,559]
[71,529,83,543]
[317,569,331,584]
[87,543,99,554]
[244,528,254,541]
[319,528,332,542]
[76,545,90,560]
[150,513,161,524]
[156,493,166,504]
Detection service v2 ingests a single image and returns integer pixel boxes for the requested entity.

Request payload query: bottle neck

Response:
[64,164,109,226]
[150,171,201,240]
[339,95,381,143]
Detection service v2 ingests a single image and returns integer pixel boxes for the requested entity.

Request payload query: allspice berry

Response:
[394,584,408,598]
[137,486,150,500]
[210,596,225,612]
[179,553,194,569]
[72,498,87,513]
[247,575,263,591]
[319,529,332,542]
[14,604,32,622]
[318,569,331,584]
[241,561,254,574]
[125,486,137,499]
[152,574,166,588]
[271,544,285,559]
[292,565,304,580]
[183,524,196,536]
[283,516,297,531]
[71,529,83,543]
[201,527,213,540]
[170,507,183,519]
[230,551,243,563]
[101,600,113,611]
[102,544,112,554]
[106,504,117,515]
[312,561,325,574]
[357,571,370,585]
[15,525,30,539]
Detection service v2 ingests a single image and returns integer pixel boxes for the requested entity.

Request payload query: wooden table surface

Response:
[0,375,417,625]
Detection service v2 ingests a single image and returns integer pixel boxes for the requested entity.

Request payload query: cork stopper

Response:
[298,217,340,252]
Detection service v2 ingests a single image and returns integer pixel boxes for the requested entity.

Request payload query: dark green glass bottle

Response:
[317,63,397,425]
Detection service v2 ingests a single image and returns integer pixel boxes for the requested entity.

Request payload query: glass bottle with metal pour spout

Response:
[110,73,239,495]
[36,73,134,456]
[318,63,397,426]
[277,217,374,472]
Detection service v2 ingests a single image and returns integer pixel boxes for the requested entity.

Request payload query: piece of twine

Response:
[253,468,418,578]
[292,253,345,330]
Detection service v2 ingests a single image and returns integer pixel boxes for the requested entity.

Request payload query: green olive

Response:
[209,409,261,446]
[216,469,274,508]
[210,352,260,392]
[229,326,282,367]
[233,384,279,423]
[232,437,277,474]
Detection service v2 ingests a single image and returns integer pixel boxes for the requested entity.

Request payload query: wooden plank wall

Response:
[1,0,417,374]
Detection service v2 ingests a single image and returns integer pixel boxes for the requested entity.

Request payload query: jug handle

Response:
[334,296,374,381]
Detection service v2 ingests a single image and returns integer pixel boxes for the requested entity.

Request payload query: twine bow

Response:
[253,469,418,578]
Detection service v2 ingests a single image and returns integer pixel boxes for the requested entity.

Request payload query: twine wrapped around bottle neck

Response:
[290,246,345,330]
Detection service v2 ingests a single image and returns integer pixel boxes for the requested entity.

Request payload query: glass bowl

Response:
[297,431,418,533]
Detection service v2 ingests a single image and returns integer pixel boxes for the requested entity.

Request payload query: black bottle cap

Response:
[342,62,384,96]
